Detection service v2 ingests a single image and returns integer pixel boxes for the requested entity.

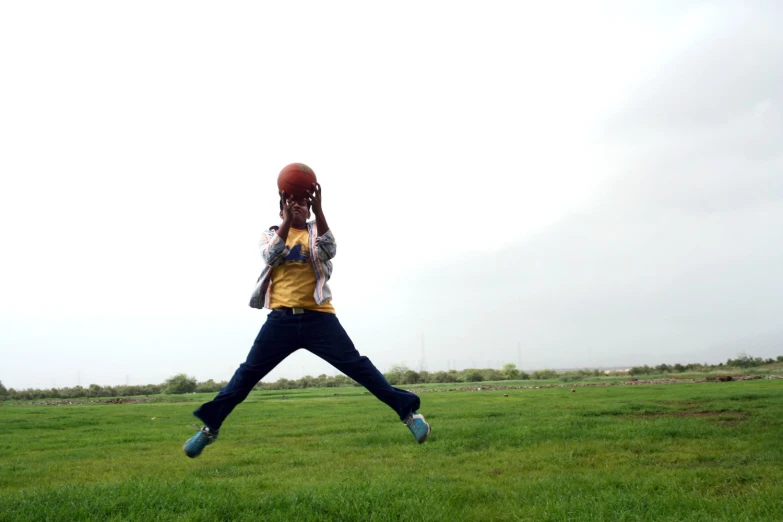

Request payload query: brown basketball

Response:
[277,163,317,199]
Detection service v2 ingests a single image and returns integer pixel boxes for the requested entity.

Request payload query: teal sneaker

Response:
[403,412,431,443]
[183,426,218,458]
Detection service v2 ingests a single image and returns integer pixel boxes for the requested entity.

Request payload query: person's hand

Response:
[279,191,295,223]
[307,183,322,214]
[306,183,330,236]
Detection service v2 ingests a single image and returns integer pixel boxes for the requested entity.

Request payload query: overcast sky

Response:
[2,1,781,390]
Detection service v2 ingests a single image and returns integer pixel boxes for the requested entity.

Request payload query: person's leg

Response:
[193,311,300,431]
[301,312,421,421]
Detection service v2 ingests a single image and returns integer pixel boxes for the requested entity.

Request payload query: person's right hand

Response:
[279,191,295,223]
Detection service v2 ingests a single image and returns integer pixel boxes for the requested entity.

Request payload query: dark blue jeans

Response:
[193,309,420,431]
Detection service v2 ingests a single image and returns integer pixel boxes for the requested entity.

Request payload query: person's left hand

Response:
[307,183,322,213]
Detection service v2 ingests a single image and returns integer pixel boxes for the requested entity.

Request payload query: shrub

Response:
[462,370,484,382]
[531,369,558,380]
[163,373,197,394]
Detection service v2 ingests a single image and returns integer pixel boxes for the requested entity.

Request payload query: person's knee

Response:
[237,361,265,380]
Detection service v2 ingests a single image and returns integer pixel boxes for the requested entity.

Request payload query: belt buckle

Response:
[292,307,305,315]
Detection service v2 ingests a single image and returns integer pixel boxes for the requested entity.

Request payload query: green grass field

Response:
[2,379,782,521]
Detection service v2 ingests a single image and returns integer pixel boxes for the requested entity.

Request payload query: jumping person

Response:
[183,181,430,457]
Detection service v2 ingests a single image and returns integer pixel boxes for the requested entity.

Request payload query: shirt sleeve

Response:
[260,229,290,266]
[314,229,336,261]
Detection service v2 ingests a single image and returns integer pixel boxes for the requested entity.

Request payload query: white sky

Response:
[2,1,781,390]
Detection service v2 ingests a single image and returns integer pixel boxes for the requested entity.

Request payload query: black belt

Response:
[273,307,309,315]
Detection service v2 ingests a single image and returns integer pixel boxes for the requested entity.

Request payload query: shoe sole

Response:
[183,446,200,458]
[417,423,432,443]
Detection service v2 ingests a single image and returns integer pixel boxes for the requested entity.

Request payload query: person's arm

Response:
[276,192,295,241]
[308,183,329,237]
[260,229,286,266]
[260,193,295,265]
[308,183,336,260]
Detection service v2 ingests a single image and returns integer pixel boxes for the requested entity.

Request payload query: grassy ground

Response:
[1,379,782,521]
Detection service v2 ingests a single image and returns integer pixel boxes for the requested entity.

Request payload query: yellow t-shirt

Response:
[268,227,335,313]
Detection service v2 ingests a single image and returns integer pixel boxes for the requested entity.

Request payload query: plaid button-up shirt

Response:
[248,221,337,309]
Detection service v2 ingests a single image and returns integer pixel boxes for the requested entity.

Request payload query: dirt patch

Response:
[657,400,708,407]
[658,400,706,405]
[101,397,162,404]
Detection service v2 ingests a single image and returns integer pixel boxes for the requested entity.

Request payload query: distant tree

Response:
[778,356,783,363]
[727,353,765,368]
[481,369,503,381]
[67,386,87,398]
[0,380,7,398]
[531,369,558,380]
[332,374,357,387]
[502,363,520,380]
[429,371,451,383]
[196,379,225,393]
[462,369,484,382]
[385,364,410,385]
[559,372,583,383]
[163,373,198,394]
[402,370,421,384]
[143,384,163,395]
